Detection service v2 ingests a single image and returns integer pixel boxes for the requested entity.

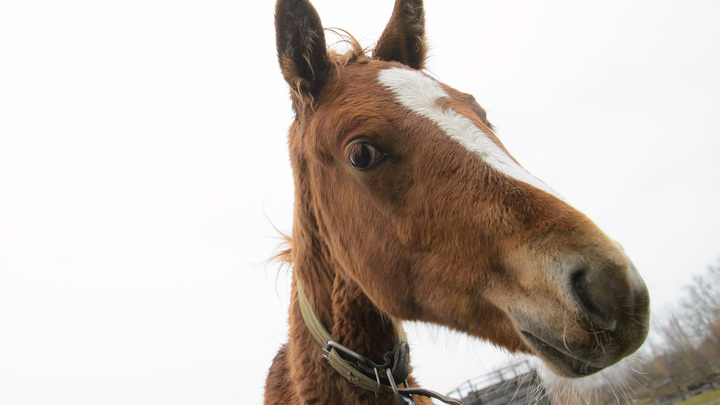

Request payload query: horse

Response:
[266,0,650,403]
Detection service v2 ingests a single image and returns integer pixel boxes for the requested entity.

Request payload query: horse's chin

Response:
[513,313,648,379]
[534,353,644,403]
[520,331,605,378]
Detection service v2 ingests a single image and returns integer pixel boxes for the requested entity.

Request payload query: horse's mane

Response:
[325,28,370,67]
[271,232,293,269]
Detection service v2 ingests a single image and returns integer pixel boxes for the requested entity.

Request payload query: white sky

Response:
[1,0,719,403]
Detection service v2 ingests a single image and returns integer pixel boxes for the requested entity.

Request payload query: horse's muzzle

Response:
[514,248,650,377]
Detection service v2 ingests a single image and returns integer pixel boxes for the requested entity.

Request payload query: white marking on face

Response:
[378,67,560,198]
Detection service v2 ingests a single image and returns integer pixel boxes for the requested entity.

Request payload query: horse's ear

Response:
[373,0,426,69]
[275,0,332,107]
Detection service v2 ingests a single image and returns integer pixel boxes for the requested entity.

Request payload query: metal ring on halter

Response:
[386,368,402,403]
[386,368,417,405]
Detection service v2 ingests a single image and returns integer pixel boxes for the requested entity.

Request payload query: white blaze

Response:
[378,67,559,198]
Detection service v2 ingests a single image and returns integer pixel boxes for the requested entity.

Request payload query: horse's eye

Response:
[348,142,385,170]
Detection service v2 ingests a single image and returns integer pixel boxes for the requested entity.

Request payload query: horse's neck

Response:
[289,190,401,360]
[291,267,401,368]
[287,228,402,402]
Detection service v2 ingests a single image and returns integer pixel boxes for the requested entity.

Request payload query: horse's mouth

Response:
[520,331,604,377]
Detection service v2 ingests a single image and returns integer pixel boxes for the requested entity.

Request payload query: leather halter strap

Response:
[296,281,462,405]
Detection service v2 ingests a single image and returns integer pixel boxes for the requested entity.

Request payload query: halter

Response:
[296,281,462,405]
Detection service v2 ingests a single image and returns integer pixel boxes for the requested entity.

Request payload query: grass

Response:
[631,388,720,405]
[676,389,720,405]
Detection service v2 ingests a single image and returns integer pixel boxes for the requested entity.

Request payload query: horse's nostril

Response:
[571,268,618,331]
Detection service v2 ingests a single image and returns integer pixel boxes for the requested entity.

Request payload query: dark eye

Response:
[347,141,386,170]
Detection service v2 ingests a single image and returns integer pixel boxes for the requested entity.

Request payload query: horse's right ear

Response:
[373,0,426,69]
[275,0,332,109]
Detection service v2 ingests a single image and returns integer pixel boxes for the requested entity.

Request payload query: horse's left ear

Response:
[373,0,426,69]
[275,0,333,107]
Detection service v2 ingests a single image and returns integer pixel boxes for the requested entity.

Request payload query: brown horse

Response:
[266,0,650,403]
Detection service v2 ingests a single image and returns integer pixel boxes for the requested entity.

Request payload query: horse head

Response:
[269,0,650,402]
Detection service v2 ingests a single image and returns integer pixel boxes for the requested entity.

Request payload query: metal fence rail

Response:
[448,360,551,405]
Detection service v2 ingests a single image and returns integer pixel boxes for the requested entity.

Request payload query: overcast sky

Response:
[1,0,719,403]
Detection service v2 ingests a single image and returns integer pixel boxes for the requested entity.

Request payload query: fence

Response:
[448,360,551,405]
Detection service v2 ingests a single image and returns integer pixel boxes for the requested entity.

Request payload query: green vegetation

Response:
[676,389,720,405]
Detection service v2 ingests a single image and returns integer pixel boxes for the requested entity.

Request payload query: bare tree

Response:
[629,257,720,403]
[680,260,720,342]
